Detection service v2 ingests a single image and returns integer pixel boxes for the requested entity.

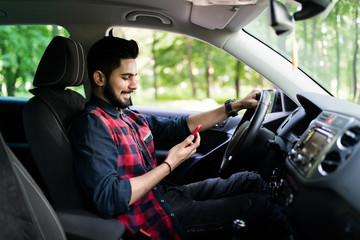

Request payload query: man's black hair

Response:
[87,36,139,85]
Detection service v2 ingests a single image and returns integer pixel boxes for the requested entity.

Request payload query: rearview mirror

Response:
[269,0,294,36]
[293,0,331,21]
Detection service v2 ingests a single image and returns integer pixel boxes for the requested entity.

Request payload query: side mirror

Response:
[269,0,294,36]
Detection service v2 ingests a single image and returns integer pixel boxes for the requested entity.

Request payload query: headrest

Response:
[33,36,87,88]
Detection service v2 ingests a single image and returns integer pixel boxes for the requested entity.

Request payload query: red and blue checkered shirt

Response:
[69,96,191,240]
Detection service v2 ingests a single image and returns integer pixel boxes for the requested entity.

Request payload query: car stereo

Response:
[289,125,333,174]
[287,111,360,178]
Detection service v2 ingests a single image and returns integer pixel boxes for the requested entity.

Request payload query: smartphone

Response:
[192,124,202,136]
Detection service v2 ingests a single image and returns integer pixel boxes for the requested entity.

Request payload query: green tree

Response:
[0,25,68,97]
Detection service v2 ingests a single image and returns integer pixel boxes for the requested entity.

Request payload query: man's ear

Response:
[93,70,105,86]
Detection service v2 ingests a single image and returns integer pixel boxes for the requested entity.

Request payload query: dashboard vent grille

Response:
[340,126,360,147]
[321,151,341,173]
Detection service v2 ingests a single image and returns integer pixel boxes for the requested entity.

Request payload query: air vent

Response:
[321,151,341,173]
[340,126,360,147]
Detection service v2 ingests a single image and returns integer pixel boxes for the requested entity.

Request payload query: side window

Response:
[112,27,275,111]
[0,25,84,98]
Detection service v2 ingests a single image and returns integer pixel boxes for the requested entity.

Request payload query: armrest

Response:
[56,209,126,240]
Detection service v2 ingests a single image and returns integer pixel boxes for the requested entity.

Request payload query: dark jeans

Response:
[163,171,292,239]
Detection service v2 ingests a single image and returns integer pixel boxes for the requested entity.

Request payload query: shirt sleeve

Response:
[69,112,131,218]
[145,114,192,141]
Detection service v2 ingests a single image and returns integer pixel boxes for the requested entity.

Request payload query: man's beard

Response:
[103,82,131,109]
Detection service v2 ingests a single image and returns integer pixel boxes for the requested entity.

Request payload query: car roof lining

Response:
[0,0,267,46]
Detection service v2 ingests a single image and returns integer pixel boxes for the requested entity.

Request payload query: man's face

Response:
[103,58,138,109]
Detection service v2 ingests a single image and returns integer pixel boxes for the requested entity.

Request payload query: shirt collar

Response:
[89,95,122,118]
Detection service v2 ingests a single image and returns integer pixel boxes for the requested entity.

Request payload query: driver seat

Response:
[23,36,125,239]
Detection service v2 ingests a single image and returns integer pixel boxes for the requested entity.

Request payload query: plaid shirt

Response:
[69,96,190,240]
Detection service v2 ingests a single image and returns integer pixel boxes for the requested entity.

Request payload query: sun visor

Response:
[188,0,266,30]
[189,0,258,5]
[190,5,240,30]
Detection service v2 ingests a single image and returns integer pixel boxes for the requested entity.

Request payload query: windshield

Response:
[245,1,359,104]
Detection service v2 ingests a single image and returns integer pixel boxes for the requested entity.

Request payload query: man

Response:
[69,36,291,239]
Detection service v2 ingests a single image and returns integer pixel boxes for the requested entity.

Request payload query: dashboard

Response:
[276,92,360,239]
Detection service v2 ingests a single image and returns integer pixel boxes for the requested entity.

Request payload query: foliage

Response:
[0,25,69,97]
[245,0,360,103]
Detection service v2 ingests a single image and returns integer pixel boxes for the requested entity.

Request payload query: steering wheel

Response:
[219,90,271,178]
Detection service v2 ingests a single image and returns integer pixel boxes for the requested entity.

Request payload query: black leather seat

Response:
[23,36,125,240]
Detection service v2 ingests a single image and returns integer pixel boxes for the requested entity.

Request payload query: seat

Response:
[24,35,87,210]
[23,36,125,240]
[0,131,66,240]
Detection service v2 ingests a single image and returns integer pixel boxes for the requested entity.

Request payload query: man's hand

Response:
[128,132,200,206]
[232,88,261,112]
[165,132,201,170]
